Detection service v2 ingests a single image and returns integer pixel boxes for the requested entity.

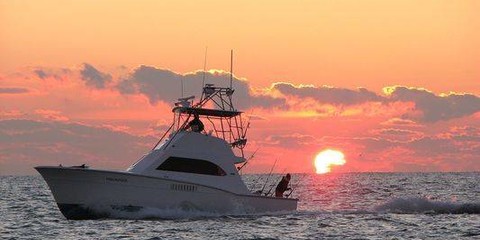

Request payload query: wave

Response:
[374,197,480,214]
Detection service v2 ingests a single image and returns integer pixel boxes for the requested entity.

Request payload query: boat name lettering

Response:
[106,177,127,182]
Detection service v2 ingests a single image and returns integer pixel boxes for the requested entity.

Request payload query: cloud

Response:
[262,133,318,148]
[371,128,424,143]
[23,64,480,123]
[0,119,154,175]
[380,118,422,128]
[438,126,480,142]
[0,87,29,94]
[246,114,268,121]
[271,83,480,122]
[34,69,48,79]
[32,68,71,80]
[271,82,383,105]
[384,86,480,122]
[80,63,112,89]
[0,110,25,118]
[350,125,480,171]
[375,128,423,136]
[117,66,285,109]
[34,109,69,122]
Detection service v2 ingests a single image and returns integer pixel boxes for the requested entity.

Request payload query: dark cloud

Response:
[34,69,48,79]
[117,66,285,109]
[32,68,70,80]
[272,83,480,122]
[116,78,137,94]
[385,86,480,122]
[272,83,383,105]
[0,119,154,175]
[0,87,29,94]
[80,63,112,89]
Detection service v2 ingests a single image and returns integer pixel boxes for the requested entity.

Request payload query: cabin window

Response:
[156,157,226,176]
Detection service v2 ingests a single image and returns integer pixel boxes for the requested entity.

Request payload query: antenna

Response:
[181,78,184,98]
[202,47,208,88]
[230,49,233,89]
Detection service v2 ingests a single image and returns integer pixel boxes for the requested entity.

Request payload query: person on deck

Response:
[275,173,291,197]
[187,114,204,132]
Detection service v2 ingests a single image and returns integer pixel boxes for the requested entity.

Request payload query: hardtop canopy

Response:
[172,106,242,118]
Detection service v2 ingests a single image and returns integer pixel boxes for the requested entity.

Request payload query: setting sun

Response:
[314,149,346,174]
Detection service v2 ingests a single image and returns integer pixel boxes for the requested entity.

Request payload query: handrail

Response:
[162,114,191,150]
[151,122,175,151]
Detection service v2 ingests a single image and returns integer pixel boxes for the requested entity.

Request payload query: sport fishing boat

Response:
[36,82,298,219]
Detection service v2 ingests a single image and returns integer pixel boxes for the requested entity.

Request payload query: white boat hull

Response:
[36,166,298,219]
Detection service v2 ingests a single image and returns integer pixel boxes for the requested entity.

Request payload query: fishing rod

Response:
[264,167,287,197]
[259,158,278,194]
[285,173,308,198]
[237,147,259,172]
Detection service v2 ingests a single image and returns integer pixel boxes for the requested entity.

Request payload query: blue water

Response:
[1,173,479,239]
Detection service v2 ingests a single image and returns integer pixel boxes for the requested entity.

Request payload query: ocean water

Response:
[1,173,479,239]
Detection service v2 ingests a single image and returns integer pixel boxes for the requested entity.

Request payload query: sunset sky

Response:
[1,0,479,175]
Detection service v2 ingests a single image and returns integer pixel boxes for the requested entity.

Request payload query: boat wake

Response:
[67,196,479,220]
[83,204,296,220]
[107,207,224,220]
[373,196,480,214]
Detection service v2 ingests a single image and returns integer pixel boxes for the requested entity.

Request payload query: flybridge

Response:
[156,84,249,158]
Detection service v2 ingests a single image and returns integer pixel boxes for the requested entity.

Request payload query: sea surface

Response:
[1,173,479,239]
